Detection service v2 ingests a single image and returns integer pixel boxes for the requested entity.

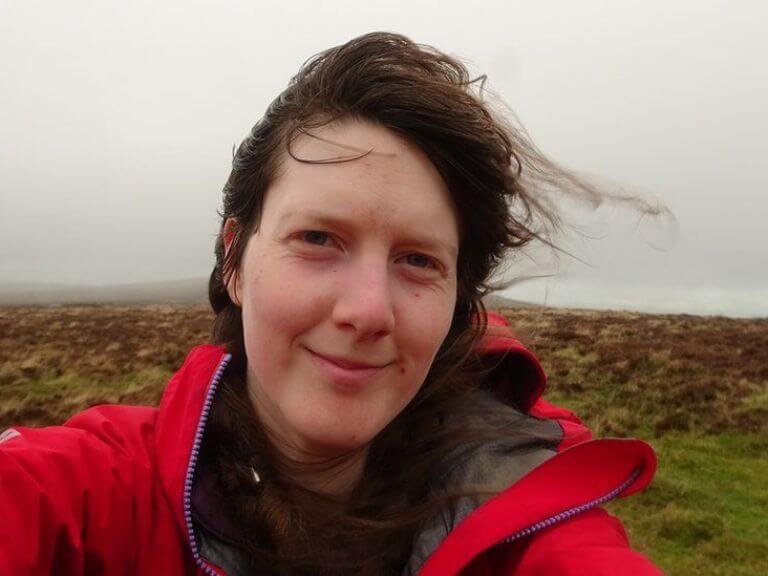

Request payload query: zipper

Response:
[495,466,642,547]
[183,352,232,576]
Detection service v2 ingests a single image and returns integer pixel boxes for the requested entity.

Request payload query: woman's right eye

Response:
[299,230,333,247]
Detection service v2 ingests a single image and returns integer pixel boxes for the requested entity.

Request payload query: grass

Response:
[0,367,170,427]
[1,304,767,574]
[609,432,768,575]
[498,307,768,575]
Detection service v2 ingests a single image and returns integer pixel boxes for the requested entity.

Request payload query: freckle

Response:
[399,367,405,374]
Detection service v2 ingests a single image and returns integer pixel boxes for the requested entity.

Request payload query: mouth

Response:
[303,347,390,388]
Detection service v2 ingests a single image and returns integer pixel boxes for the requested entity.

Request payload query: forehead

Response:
[262,119,460,249]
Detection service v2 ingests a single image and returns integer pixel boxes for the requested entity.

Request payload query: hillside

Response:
[0,278,208,306]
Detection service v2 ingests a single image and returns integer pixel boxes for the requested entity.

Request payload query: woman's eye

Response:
[404,253,437,270]
[300,230,333,247]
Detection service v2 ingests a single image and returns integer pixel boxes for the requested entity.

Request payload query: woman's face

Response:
[229,119,459,458]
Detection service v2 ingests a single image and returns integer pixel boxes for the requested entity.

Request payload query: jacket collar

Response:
[418,437,656,576]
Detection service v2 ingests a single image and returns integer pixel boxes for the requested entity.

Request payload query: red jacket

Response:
[0,313,662,575]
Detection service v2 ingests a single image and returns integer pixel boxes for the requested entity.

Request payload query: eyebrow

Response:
[277,209,458,259]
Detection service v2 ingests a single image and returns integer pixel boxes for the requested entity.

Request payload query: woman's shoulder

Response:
[0,404,191,574]
[0,403,160,475]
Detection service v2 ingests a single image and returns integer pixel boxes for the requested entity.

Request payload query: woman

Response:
[0,33,662,575]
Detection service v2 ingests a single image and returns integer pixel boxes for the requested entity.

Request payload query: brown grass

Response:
[500,306,768,436]
[1,304,766,436]
[0,305,212,426]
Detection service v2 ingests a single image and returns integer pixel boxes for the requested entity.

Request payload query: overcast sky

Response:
[1,0,765,316]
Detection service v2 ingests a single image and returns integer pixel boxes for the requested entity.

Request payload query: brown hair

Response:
[203,32,643,574]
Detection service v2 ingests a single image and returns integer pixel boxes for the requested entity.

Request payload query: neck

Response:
[247,384,369,497]
[278,446,369,497]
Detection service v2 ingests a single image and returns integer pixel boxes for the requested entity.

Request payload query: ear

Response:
[222,217,242,307]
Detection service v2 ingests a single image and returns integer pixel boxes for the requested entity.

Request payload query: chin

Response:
[298,423,378,456]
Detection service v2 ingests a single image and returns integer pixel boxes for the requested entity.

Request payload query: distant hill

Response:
[482,293,535,310]
[0,277,208,306]
[0,278,536,309]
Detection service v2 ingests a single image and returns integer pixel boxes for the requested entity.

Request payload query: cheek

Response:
[239,263,323,361]
[399,290,456,369]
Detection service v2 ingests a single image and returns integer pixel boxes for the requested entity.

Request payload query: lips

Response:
[309,350,388,370]
[303,347,390,388]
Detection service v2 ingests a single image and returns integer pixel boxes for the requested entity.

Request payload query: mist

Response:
[1,0,765,317]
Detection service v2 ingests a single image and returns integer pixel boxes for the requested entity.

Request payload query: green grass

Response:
[0,367,170,427]
[608,432,768,576]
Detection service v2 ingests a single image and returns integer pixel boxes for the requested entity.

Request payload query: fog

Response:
[1,0,766,317]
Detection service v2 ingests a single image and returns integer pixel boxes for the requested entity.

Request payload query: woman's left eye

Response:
[404,253,437,270]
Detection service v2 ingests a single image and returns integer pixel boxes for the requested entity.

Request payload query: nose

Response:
[332,259,396,341]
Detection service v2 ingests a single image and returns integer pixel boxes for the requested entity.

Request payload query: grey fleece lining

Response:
[402,441,557,575]
[196,530,253,576]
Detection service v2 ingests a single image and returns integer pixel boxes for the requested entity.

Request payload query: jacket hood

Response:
[476,311,547,412]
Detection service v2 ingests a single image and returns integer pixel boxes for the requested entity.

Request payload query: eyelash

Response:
[296,230,441,271]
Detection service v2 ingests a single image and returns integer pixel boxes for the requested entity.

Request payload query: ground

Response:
[1,304,766,575]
